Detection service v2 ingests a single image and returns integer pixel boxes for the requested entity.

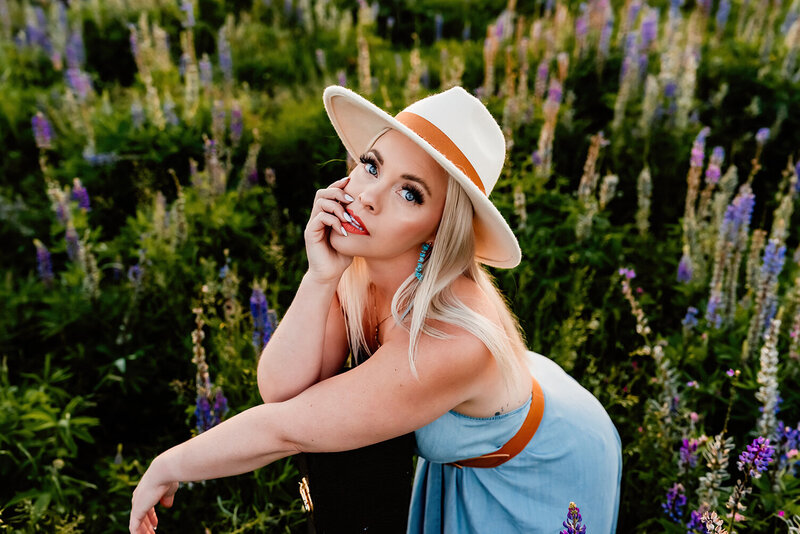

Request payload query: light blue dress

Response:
[407,350,622,533]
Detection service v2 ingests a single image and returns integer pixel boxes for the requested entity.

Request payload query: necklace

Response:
[374,310,392,348]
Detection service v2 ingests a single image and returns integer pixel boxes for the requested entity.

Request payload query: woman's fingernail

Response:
[341,227,348,236]
[343,212,353,222]
[344,194,354,202]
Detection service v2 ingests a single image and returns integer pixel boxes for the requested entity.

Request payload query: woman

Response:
[129,85,622,534]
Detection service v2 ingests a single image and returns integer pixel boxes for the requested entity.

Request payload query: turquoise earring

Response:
[415,243,432,281]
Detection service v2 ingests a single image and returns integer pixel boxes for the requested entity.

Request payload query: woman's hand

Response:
[304,175,355,282]
[129,456,179,534]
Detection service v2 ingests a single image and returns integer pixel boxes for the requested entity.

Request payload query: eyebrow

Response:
[370,149,433,197]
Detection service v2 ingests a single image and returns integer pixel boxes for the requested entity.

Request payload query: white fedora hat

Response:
[322,85,521,269]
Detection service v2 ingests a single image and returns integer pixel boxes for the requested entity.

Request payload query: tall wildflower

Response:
[191,307,229,434]
[744,229,767,294]
[705,184,755,328]
[32,112,54,150]
[682,127,709,273]
[238,129,262,192]
[635,165,652,236]
[697,146,725,222]
[662,482,687,522]
[743,239,786,360]
[482,26,500,99]
[575,132,608,240]
[559,502,586,534]
[534,79,563,180]
[34,239,54,288]
[725,437,775,531]
[612,30,640,131]
[71,178,90,211]
[701,510,729,534]
[217,24,233,88]
[755,316,781,438]
[697,432,735,508]
[250,285,275,354]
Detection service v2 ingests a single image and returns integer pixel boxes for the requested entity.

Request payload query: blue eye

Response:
[359,154,378,176]
[402,189,416,202]
[401,185,424,204]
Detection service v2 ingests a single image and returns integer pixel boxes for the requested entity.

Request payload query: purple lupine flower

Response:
[761,239,786,280]
[559,502,586,534]
[690,127,710,167]
[755,127,770,145]
[677,251,693,283]
[71,178,91,211]
[66,68,92,102]
[726,368,736,377]
[34,239,54,286]
[664,81,677,98]
[548,79,563,104]
[682,306,699,329]
[679,438,700,470]
[83,146,119,166]
[32,112,54,149]
[434,13,443,41]
[127,264,143,285]
[199,54,213,88]
[337,69,347,87]
[776,422,800,467]
[531,150,542,166]
[575,7,588,40]
[599,15,613,57]
[705,293,723,329]
[618,267,636,279]
[686,508,710,533]
[180,0,195,28]
[722,188,756,243]
[212,99,226,139]
[640,9,659,49]
[195,394,213,432]
[737,436,775,478]
[250,287,274,352]
[65,224,80,261]
[217,27,233,84]
[537,61,549,87]
[716,0,731,31]
[387,16,395,31]
[661,482,686,522]
[218,264,229,279]
[213,388,229,419]
[705,146,724,184]
[66,29,85,70]
[230,104,243,145]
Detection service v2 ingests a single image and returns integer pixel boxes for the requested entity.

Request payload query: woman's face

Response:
[330,129,449,262]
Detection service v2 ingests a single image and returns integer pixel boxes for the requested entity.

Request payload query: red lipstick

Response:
[343,208,370,235]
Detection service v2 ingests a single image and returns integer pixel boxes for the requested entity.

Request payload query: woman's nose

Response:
[354,180,386,213]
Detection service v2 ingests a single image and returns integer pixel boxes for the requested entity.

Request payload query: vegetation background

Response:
[3,0,800,531]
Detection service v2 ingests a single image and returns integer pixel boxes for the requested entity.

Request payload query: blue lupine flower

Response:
[690,127,710,167]
[66,29,85,70]
[32,112,54,149]
[34,239,54,286]
[387,16,395,31]
[679,438,700,470]
[641,9,659,48]
[66,68,92,102]
[195,394,213,432]
[217,27,233,84]
[127,264,143,285]
[71,178,91,211]
[559,502,586,534]
[761,239,786,280]
[213,389,229,420]
[250,287,274,352]
[705,292,723,329]
[755,127,770,145]
[199,54,212,88]
[677,252,693,283]
[705,146,724,184]
[737,436,775,478]
[682,306,698,329]
[661,482,686,522]
[461,22,471,41]
[434,13,443,41]
[686,508,710,533]
[180,0,195,28]
[531,150,542,166]
[716,0,731,30]
[163,98,179,126]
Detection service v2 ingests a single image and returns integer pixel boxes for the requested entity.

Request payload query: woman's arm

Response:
[256,273,349,403]
[130,325,493,534]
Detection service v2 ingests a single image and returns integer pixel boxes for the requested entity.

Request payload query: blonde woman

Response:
[129,85,622,534]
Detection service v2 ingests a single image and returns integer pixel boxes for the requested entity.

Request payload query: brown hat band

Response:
[395,111,486,196]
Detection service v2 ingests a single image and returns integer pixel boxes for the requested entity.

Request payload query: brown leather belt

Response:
[446,374,544,469]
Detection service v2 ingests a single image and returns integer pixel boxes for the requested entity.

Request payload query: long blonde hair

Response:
[336,174,528,384]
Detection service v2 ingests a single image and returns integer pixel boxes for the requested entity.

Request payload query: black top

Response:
[296,351,416,533]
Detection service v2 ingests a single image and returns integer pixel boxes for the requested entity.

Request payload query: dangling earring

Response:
[415,243,432,281]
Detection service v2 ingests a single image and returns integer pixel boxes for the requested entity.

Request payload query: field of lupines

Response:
[3,0,800,531]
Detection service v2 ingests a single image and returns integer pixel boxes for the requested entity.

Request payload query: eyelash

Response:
[358,154,425,205]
